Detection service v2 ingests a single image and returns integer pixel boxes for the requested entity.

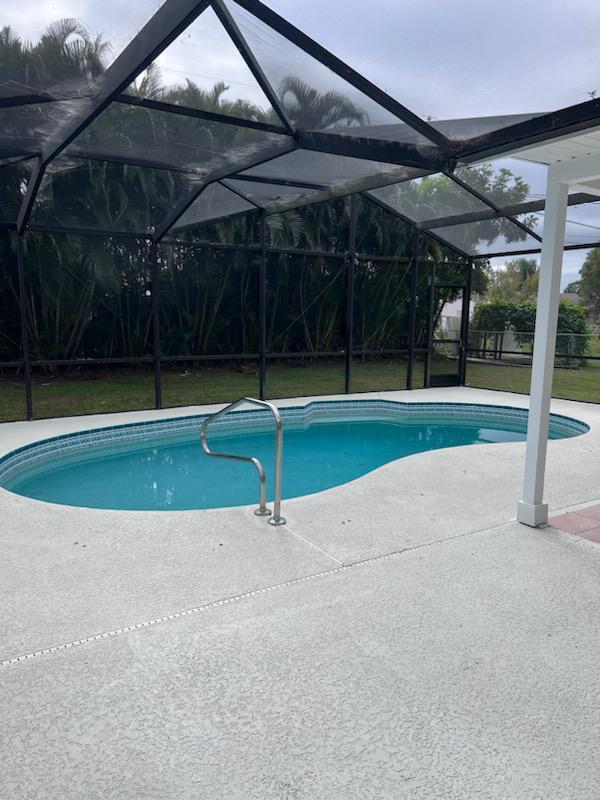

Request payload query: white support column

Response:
[517,166,568,527]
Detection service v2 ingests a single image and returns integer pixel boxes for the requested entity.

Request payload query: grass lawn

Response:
[0,359,417,422]
[466,360,600,403]
[0,357,597,423]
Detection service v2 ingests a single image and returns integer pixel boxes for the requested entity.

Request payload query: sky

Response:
[490,250,588,291]
[3,0,600,286]
[7,0,600,117]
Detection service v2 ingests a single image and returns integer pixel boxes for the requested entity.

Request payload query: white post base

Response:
[517,500,548,527]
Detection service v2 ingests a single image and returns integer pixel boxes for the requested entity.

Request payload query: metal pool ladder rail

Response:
[200,398,286,526]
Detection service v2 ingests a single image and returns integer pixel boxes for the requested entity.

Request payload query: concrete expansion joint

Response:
[1,523,500,668]
[281,523,344,566]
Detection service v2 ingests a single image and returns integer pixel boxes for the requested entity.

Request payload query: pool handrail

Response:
[200,397,286,526]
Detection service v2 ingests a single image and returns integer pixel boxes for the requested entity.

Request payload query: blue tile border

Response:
[0,399,589,487]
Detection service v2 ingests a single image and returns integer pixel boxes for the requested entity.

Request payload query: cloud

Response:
[490,250,589,291]
[259,0,600,118]
[4,0,599,259]
[7,0,600,118]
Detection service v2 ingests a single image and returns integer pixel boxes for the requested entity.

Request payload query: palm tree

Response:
[0,20,521,370]
[277,76,367,129]
[0,19,107,96]
[164,78,272,124]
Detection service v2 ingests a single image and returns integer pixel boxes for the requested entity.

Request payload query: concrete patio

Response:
[2,386,600,799]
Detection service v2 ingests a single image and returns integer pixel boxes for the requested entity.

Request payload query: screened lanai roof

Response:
[2,0,600,258]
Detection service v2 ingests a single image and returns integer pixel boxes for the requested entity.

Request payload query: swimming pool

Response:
[0,400,588,511]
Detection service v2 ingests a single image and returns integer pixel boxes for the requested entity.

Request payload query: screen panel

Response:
[0,159,34,223]
[368,174,489,224]
[23,233,156,418]
[265,250,346,398]
[455,158,549,207]
[223,178,318,210]
[353,258,411,354]
[172,182,257,231]
[25,233,154,361]
[223,0,418,133]
[29,157,193,233]
[433,218,540,256]
[158,242,260,406]
[159,243,260,358]
[350,255,413,392]
[260,0,600,121]
[127,6,278,122]
[0,229,26,420]
[0,4,162,100]
[326,115,540,147]
[518,204,600,247]
[0,101,88,160]
[64,101,293,173]
[239,149,425,194]
[0,230,21,363]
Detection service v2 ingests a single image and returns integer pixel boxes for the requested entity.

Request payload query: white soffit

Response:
[505,126,600,165]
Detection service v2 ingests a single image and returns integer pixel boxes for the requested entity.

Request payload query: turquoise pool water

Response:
[0,401,587,511]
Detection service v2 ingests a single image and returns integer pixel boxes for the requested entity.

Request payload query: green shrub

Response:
[472,300,590,363]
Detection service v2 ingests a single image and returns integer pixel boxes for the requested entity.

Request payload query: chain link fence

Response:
[465,329,600,403]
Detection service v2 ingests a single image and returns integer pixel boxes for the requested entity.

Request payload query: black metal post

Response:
[459,257,473,385]
[345,195,358,394]
[16,234,33,420]
[424,262,436,389]
[406,229,420,389]
[259,211,267,400]
[151,242,161,409]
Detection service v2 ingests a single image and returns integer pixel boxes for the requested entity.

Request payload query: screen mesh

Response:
[29,157,193,233]
[172,182,257,231]
[64,101,293,174]
[223,0,417,133]
[433,218,539,256]
[240,149,423,188]
[455,158,549,207]
[127,6,278,123]
[259,0,600,121]
[0,159,34,223]
[158,243,260,405]
[518,203,600,247]
[367,174,489,223]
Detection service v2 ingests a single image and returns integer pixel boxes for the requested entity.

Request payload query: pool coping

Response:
[3,388,600,799]
[2,386,600,657]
